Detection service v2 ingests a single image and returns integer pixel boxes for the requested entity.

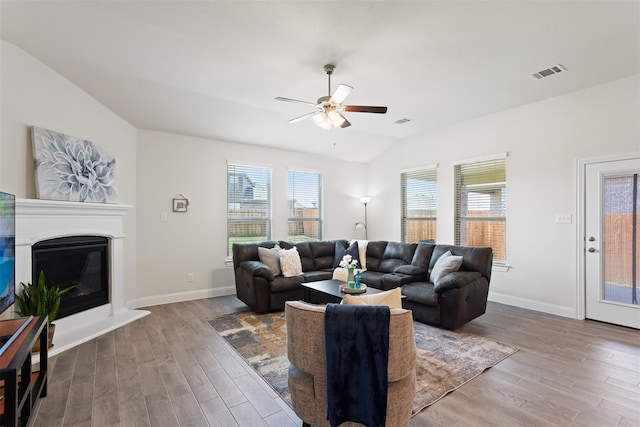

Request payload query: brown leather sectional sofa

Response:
[232,239,493,329]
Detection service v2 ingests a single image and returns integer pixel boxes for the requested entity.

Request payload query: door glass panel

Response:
[603,174,639,304]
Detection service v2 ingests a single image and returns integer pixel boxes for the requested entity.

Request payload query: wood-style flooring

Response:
[29,298,640,427]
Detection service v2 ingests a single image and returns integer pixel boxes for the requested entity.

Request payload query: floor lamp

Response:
[359,196,370,239]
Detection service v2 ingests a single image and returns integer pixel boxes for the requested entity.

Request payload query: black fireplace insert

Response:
[32,236,109,319]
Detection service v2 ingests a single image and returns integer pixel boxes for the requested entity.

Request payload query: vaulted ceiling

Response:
[2,1,638,162]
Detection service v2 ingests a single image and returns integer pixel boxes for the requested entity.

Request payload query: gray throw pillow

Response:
[430,250,463,284]
[258,245,282,276]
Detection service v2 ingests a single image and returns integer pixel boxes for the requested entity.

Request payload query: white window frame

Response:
[454,153,508,266]
[287,169,323,242]
[401,164,438,243]
[227,162,272,256]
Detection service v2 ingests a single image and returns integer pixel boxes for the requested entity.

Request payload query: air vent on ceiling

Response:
[394,118,412,125]
[531,64,566,80]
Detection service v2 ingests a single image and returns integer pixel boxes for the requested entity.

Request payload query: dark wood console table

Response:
[0,316,48,427]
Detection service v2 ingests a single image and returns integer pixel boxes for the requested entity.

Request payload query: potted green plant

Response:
[15,271,75,351]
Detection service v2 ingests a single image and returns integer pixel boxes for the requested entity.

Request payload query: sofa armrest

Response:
[434,271,482,293]
[239,260,275,281]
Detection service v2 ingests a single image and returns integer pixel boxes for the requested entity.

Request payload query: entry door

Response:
[585,157,640,329]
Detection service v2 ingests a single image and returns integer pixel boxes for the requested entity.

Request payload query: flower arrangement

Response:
[339,254,358,270]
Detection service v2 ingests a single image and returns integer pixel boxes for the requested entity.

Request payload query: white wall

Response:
[367,74,640,317]
[134,130,367,306]
[4,37,638,318]
[0,40,139,303]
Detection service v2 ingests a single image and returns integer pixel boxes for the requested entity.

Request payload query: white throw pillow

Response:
[351,239,368,270]
[430,250,463,284]
[258,245,282,276]
[280,247,303,277]
[342,287,402,309]
[332,267,348,282]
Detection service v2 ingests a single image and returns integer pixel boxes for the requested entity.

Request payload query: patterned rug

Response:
[209,310,518,416]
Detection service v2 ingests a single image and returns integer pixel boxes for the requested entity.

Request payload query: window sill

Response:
[492,263,511,273]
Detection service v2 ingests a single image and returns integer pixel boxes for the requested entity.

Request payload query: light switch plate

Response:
[555,213,572,224]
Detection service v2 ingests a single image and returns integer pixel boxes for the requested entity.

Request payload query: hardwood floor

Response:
[29,298,639,427]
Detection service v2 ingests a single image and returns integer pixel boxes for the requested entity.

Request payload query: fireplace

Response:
[32,236,110,319]
[15,198,150,356]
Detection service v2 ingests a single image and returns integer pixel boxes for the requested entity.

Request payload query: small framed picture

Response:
[173,198,188,212]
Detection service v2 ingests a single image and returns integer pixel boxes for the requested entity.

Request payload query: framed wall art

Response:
[31,126,117,203]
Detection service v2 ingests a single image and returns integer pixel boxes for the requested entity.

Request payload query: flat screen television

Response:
[0,191,15,315]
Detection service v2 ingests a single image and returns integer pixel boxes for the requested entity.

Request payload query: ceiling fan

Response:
[276,64,388,129]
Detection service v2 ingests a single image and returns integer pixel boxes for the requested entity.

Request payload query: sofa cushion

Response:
[271,275,303,292]
[342,288,402,308]
[285,241,315,272]
[258,245,282,276]
[384,242,416,264]
[302,270,334,282]
[360,270,385,289]
[401,282,439,306]
[333,240,360,268]
[377,242,417,273]
[364,241,388,272]
[310,241,340,270]
[411,243,435,270]
[393,265,426,276]
[280,247,303,277]
[430,250,463,283]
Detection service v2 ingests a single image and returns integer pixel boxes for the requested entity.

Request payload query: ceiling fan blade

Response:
[338,112,351,128]
[343,105,388,114]
[287,111,317,124]
[276,97,317,106]
[330,84,353,105]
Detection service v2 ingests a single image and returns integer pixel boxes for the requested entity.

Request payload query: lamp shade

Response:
[360,196,371,204]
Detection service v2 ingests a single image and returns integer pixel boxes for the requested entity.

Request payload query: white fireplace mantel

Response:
[15,198,149,356]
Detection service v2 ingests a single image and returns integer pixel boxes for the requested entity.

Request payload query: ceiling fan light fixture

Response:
[276,63,386,130]
[313,110,345,129]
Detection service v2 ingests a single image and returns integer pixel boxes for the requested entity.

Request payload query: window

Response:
[401,166,437,243]
[227,163,271,255]
[288,170,322,242]
[454,155,507,263]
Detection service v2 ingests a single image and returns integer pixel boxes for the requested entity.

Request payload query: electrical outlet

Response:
[187,273,194,282]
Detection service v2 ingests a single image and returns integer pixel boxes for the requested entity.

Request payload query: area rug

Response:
[209,311,518,416]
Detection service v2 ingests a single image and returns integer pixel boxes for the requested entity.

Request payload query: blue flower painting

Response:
[32,127,117,203]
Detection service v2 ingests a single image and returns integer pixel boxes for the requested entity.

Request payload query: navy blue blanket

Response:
[324,304,390,427]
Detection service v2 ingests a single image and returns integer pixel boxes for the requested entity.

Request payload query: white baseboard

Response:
[489,291,577,319]
[129,286,236,309]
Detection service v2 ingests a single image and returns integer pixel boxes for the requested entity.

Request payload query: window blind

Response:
[288,170,322,242]
[454,157,506,262]
[227,163,271,255]
[401,167,437,243]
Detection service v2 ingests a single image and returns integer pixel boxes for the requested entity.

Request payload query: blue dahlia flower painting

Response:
[32,126,117,203]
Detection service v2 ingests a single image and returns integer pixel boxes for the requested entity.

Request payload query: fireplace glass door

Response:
[32,236,109,319]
